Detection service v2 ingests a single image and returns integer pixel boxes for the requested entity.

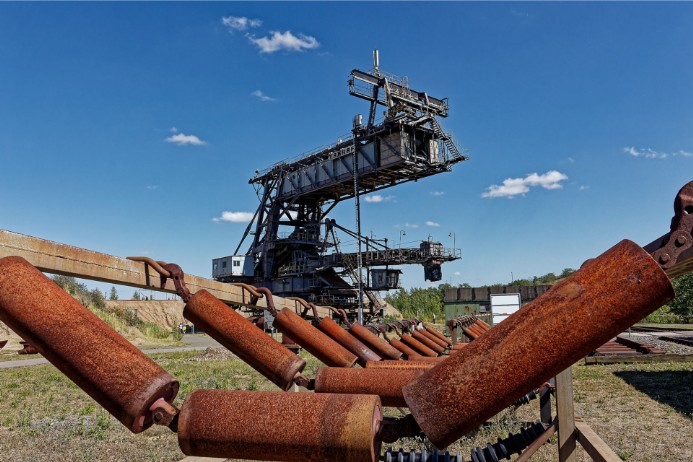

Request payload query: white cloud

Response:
[170,127,179,133]
[426,221,440,227]
[579,185,590,191]
[222,16,262,32]
[251,90,277,102]
[248,31,319,54]
[165,132,207,146]
[404,222,419,228]
[482,170,568,199]
[453,271,462,276]
[430,191,445,196]
[623,146,668,159]
[212,211,254,223]
[364,194,394,203]
[146,185,159,190]
[568,157,575,163]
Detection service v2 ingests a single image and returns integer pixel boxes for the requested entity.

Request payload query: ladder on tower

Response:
[340,254,380,310]
[429,118,464,161]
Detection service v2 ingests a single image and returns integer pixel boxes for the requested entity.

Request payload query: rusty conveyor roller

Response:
[178,389,382,462]
[417,328,449,349]
[348,322,403,360]
[411,330,445,354]
[318,316,381,366]
[184,290,306,391]
[400,333,438,357]
[403,240,675,449]
[0,256,179,433]
[389,337,419,358]
[314,367,424,407]
[406,355,448,364]
[424,326,452,346]
[274,308,358,368]
[365,360,434,370]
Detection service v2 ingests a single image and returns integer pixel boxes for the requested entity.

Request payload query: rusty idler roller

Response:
[273,306,358,368]
[0,256,179,433]
[184,290,307,391]
[389,337,419,358]
[314,367,424,407]
[348,322,403,360]
[403,239,675,449]
[400,333,438,357]
[424,325,453,346]
[411,330,445,354]
[417,328,449,349]
[365,360,435,370]
[178,389,382,462]
[318,315,382,366]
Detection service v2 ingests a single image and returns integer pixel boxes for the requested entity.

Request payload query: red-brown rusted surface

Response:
[274,308,357,368]
[0,256,179,433]
[412,330,445,354]
[17,341,38,354]
[314,367,423,407]
[178,390,382,462]
[425,326,452,346]
[406,355,448,363]
[365,360,434,370]
[403,240,674,449]
[475,320,491,331]
[400,334,438,357]
[348,323,402,360]
[318,317,381,366]
[451,342,468,350]
[184,290,305,391]
[462,325,480,340]
[418,328,449,349]
[389,337,419,358]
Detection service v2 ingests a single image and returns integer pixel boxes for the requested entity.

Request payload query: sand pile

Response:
[105,300,185,330]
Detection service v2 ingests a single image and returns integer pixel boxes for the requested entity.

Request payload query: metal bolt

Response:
[659,254,671,264]
[676,235,688,246]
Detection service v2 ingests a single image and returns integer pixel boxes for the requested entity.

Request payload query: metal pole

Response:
[353,129,364,325]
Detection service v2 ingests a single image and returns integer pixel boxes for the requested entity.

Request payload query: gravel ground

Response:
[622,333,693,355]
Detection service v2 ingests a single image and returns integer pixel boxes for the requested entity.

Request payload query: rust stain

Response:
[314,367,423,407]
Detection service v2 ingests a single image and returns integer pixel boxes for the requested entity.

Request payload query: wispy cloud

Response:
[453,271,462,276]
[222,16,262,32]
[430,191,445,197]
[426,221,440,227]
[404,222,419,228]
[623,146,692,159]
[212,211,254,223]
[165,127,206,146]
[579,185,590,191]
[248,31,319,54]
[482,170,568,199]
[251,90,277,102]
[146,185,159,190]
[364,194,394,203]
[568,157,575,163]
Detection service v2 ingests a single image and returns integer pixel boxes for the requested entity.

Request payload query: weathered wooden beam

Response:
[575,420,622,462]
[0,229,331,318]
[556,368,577,462]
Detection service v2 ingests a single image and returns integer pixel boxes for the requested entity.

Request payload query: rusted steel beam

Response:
[178,390,382,462]
[318,317,381,366]
[184,290,306,391]
[418,328,449,349]
[348,323,403,360]
[314,367,423,407]
[0,229,331,317]
[274,308,357,368]
[0,256,179,433]
[403,240,674,449]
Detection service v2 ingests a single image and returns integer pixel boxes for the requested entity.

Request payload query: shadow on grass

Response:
[613,370,692,418]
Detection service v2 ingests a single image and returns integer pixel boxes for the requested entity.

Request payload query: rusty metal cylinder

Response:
[418,328,449,349]
[475,320,491,331]
[365,360,434,370]
[184,290,305,391]
[451,342,468,350]
[411,330,445,354]
[425,326,452,346]
[463,325,481,340]
[314,367,423,407]
[318,317,381,366]
[403,240,674,449]
[470,323,486,335]
[274,308,357,367]
[389,337,419,358]
[406,355,448,363]
[348,322,403,360]
[178,389,382,462]
[0,256,179,433]
[400,334,438,357]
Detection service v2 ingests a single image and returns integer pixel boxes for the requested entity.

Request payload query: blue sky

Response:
[1,2,692,297]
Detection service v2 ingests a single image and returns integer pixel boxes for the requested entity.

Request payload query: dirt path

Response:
[0,334,222,369]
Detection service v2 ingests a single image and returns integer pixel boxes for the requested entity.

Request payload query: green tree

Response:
[109,286,119,300]
[132,290,141,301]
[670,273,693,319]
